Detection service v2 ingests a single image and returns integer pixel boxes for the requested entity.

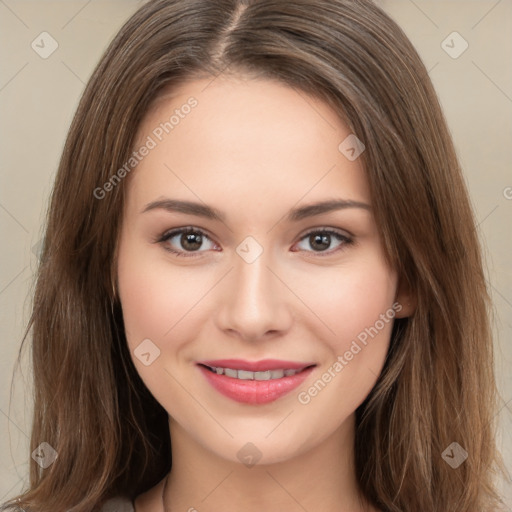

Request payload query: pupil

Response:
[182,232,202,251]
[311,233,330,251]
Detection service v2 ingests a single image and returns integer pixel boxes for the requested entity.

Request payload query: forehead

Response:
[126,76,370,217]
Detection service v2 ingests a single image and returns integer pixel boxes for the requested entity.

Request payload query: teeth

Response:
[238,369,261,380]
[255,370,271,380]
[208,366,302,380]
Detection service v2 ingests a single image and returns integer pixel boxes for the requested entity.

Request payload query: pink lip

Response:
[197,360,316,405]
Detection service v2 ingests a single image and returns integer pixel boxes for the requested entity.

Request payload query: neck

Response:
[162,413,376,512]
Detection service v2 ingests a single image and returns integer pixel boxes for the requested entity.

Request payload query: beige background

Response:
[0,0,510,507]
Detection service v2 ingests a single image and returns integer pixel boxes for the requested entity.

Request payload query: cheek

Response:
[294,258,397,414]
[116,244,201,405]
[117,253,166,344]
[117,237,178,355]
[298,252,397,366]
[117,238,188,340]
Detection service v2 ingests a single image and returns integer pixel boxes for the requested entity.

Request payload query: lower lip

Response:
[198,365,315,404]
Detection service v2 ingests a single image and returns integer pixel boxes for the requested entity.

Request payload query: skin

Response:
[116,75,414,512]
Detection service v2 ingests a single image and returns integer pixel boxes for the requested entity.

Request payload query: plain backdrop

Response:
[0,0,511,507]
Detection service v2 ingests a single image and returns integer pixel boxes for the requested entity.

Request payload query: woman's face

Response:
[116,75,409,465]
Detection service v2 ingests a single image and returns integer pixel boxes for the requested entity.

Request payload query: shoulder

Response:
[100,496,135,512]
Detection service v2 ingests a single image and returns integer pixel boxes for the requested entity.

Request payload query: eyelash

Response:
[155,226,354,258]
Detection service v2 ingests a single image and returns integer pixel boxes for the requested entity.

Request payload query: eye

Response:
[155,227,353,258]
[156,227,217,257]
[292,228,353,256]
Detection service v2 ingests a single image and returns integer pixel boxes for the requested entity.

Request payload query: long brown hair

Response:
[2,0,509,510]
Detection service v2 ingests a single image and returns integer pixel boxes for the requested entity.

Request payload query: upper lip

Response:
[197,359,316,372]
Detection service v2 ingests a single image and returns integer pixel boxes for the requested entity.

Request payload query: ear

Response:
[393,276,416,318]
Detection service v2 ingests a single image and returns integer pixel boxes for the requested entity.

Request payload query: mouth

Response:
[196,359,317,404]
[197,363,316,380]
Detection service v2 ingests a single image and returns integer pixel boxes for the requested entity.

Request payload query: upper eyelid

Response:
[159,226,215,243]
[159,225,352,240]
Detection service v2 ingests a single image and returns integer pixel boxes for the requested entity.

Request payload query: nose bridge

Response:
[217,236,289,339]
[233,238,275,315]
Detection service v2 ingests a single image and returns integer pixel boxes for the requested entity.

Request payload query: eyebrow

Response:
[141,198,371,222]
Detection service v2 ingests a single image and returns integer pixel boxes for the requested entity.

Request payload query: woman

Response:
[2,0,508,511]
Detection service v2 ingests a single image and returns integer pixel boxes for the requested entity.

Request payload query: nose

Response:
[216,245,292,342]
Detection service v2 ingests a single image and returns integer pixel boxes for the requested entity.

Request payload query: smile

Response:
[196,359,316,404]
[201,365,309,380]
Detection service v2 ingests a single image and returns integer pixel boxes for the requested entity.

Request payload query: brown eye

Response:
[158,227,215,257]
[156,227,353,258]
[179,231,203,251]
[293,229,353,255]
